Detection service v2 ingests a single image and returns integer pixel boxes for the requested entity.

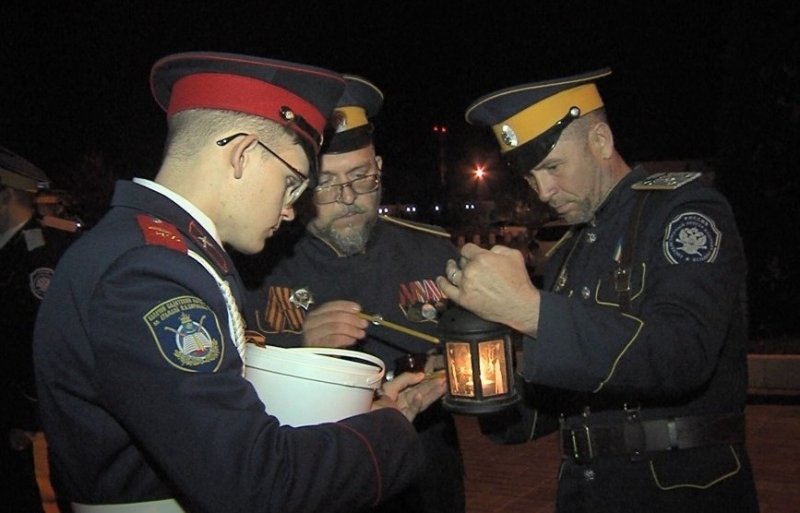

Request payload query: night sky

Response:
[3,1,799,337]
[3,1,738,193]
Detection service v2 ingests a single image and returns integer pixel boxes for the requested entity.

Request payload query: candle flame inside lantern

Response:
[446,342,474,397]
[446,339,508,398]
[479,339,507,396]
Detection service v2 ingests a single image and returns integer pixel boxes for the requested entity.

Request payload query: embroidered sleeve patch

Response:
[144,295,224,372]
[29,267,54,300]
[663,211,721,264]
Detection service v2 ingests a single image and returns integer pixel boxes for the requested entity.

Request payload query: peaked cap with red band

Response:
[149,51,346,153]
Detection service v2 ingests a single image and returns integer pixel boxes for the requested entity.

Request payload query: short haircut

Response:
[163,109,298,161]
[559,108,609,143]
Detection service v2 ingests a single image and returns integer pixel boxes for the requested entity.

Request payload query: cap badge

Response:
[500,124,518,147]
[280,106,296,121]
[332,111,348,133]
[290,287,314,310]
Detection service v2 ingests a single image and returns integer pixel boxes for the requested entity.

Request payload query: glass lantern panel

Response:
[446,341,475,397]
[478,339,507,397]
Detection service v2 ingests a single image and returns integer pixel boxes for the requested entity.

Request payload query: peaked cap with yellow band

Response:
[465,68,612,173]
[0,145,50,192]
[322,74,384,154]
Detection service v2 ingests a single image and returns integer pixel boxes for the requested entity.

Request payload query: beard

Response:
[559,160,610,225]
[310,206,378,256]
[565,197,595,225]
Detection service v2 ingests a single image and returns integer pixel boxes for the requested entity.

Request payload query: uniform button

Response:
[585,232,597,243]
[583,469,596,481]
[581,286,591,299]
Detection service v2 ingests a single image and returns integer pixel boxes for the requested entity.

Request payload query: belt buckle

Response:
[569,425,594,463]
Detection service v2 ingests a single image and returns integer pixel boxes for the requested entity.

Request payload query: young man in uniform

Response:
[438,69,759,512]
[240,75,465,513]
[33,52,444,513]
[1,147,79,513]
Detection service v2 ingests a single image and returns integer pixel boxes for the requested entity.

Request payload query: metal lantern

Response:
[439,306,520,414]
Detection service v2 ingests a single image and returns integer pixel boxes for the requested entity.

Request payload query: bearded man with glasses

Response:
[239,75,465,513]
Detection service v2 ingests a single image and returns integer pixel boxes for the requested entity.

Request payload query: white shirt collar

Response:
[0,215,33,250]
[132,178,222,247]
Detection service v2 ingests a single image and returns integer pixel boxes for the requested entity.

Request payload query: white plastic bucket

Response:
[244,345,385,426]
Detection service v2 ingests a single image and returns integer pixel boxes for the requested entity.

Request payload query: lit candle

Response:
[478,340,506,397]
[447,342,474,397]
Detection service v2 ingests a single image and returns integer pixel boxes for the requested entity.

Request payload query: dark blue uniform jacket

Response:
[33,181,422,513]
[482,167,757,511]
[2,217,76,432]
[531,166,749,416]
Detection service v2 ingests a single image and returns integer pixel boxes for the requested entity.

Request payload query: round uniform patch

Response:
[663,211,721,264]
[29,267,54,300]
[144,295,224,372]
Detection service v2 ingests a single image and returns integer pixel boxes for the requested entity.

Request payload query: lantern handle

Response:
[356,311,440,345]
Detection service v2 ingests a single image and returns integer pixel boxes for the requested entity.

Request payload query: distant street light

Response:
[474,165,486,180]
[433,125,448,188]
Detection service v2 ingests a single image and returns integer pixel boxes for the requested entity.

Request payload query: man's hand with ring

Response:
[437,243,542,337]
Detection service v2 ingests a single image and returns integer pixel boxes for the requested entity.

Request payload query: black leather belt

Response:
[560,412,745,463]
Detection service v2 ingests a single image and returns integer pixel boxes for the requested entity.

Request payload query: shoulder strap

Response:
[631,171,701,191]
[378,215,451,238]
[136,214,188,253]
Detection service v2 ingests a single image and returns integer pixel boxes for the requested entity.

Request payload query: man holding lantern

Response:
[438,68,758,512]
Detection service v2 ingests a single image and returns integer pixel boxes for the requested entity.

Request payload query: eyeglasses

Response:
[313,174,381,205]
[216,133,309,206]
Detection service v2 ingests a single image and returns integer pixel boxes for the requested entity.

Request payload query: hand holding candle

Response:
[372,371,446,422]
[357,311,440,345]
[301,300,369,348]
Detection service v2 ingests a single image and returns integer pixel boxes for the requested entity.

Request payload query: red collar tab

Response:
[188,221,229,274]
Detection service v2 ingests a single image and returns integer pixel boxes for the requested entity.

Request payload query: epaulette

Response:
[136,214,188,253]
[631,172,702,191]
[378,215,451,238]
